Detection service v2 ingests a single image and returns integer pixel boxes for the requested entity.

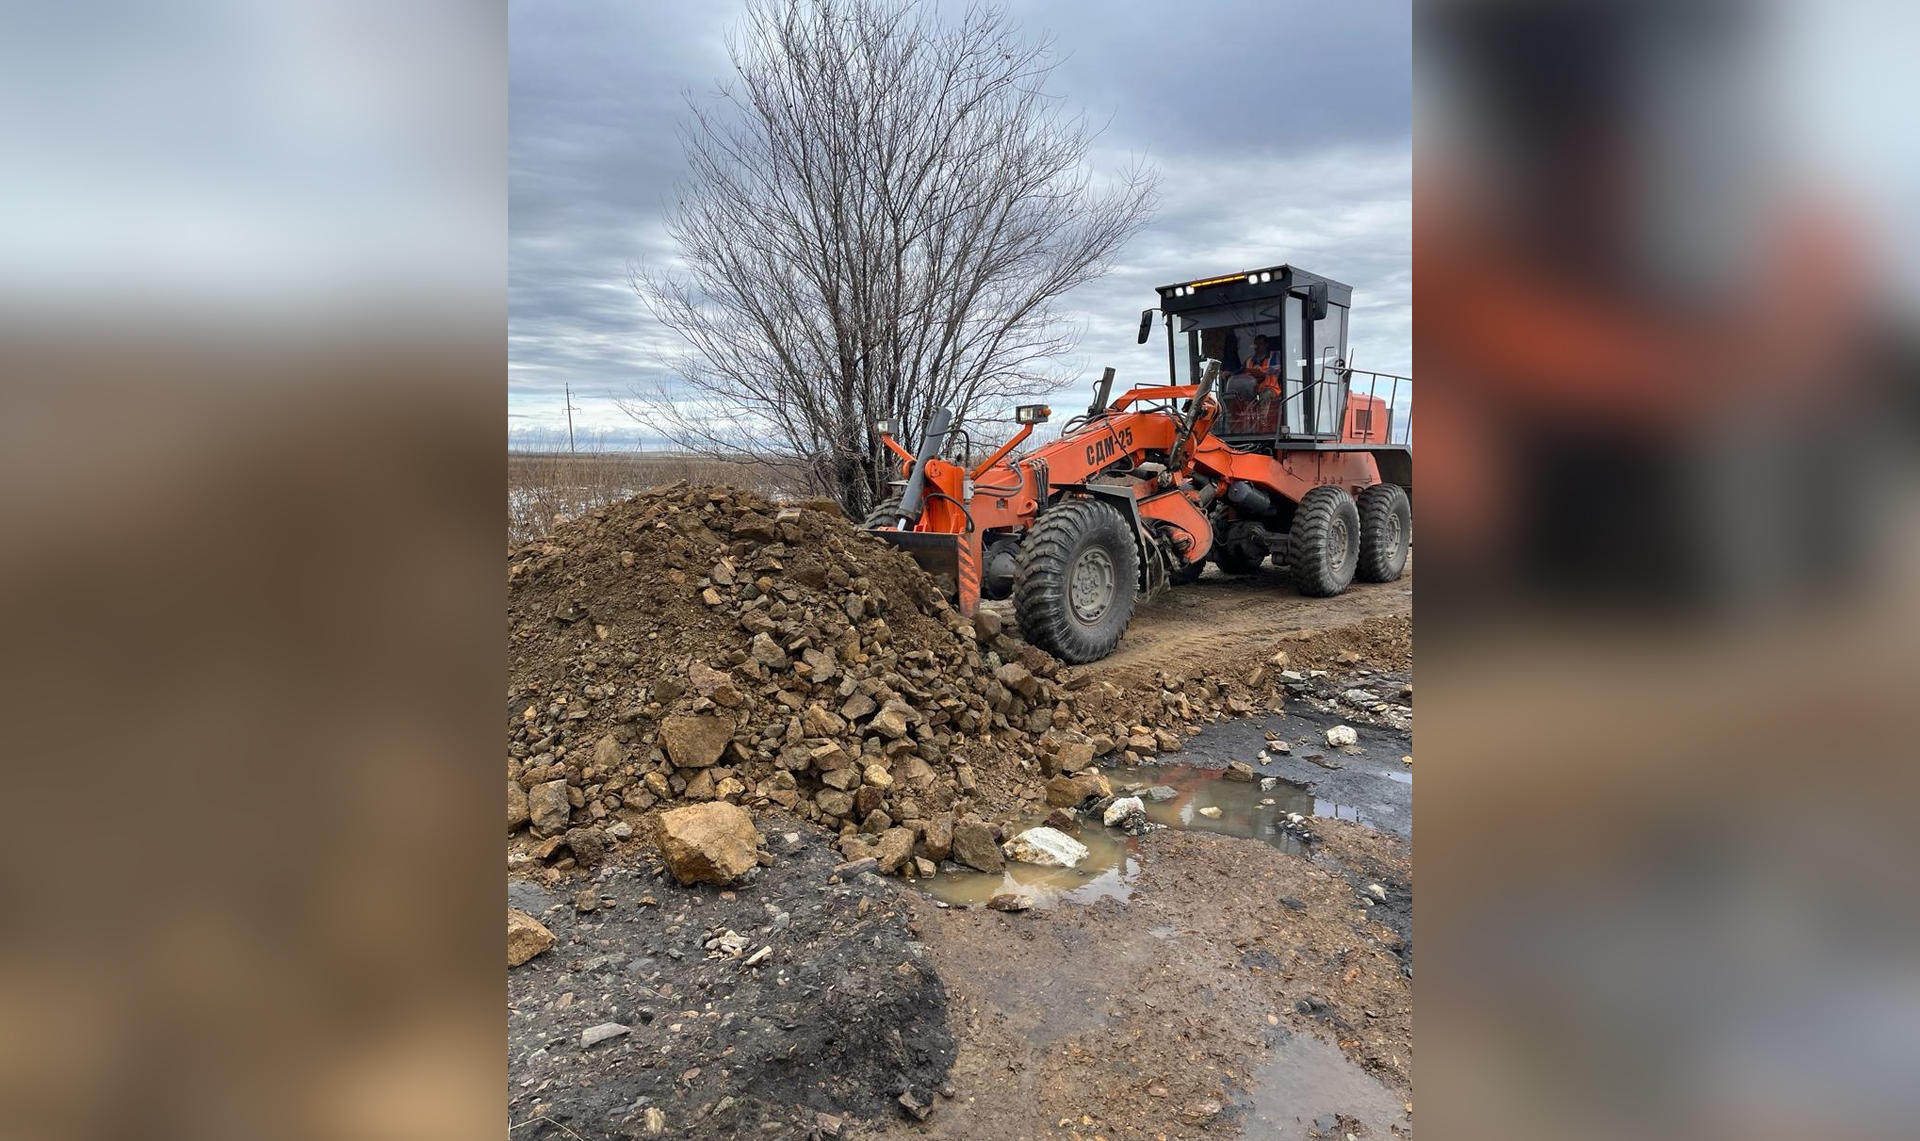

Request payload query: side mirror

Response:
[1136,308,1156,345]
[1307,282,1329,321]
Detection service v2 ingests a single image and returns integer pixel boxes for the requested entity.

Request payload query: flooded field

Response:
[917,762,1372,908]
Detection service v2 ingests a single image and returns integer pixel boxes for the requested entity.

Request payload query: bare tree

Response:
[624,0,1158,517]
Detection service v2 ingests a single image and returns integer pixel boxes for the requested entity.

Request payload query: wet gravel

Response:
[508,827,954,1140]
[1171,667,1413,838]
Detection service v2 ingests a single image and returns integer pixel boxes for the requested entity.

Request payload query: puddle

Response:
[1384,771,1412,785]
[920,763,1367,909]
[915,827,1142,909]
[1241,1031,1410,1139]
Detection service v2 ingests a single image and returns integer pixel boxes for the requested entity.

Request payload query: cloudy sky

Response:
[509,0,1411,445]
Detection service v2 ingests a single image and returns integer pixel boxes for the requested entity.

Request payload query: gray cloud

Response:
[510,0,1410,436]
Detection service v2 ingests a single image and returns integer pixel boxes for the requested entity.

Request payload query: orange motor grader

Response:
[865,264,1412,663]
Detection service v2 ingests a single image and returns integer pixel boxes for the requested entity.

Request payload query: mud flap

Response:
[866,530,982,615]
[1079,482,1154,593]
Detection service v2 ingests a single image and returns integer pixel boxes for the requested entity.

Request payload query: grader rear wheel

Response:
[1356,483,1411,582]
[1013,498,1139,663]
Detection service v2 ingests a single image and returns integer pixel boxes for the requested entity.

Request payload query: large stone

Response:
[1102,796,1146,827]
[507,780,529,832]
[917,812,953,862]
[802,703,847,737]
[840,692,878,721]
[528,779,571,836]
[688,661,741,705]
[590,733,622,771]
[1002,826,1089,868]
[950,818,1004,874]
[872,827,916,874]
[564,826,607,868]
[508,908,554,966]
[750,632,789,669]
[1325,725,1358,747]
[869,699,916,740]
[815,788,855,817]
[894,755,936,790]
[657,802,761,885]
[1043,739,1095,777]
[1044,771,1108,808]
[820,765,862,791]
[660,714,733,768]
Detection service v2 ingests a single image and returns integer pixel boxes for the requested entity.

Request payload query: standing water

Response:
[917,763,1362,909]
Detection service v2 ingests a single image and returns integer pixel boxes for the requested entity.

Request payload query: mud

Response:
[507,828,954,1140]
[883,824,1413,1141]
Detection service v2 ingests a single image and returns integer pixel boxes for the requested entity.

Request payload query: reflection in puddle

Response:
[919,763,1366,909]
[1385,771,1412,785]
[1243,1031,1410,1139]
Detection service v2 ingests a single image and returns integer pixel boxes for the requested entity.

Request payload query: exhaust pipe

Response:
[895,407,953,527]
[1089,366,1115,416]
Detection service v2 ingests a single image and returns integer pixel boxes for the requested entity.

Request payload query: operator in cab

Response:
[1246,335,1281,390]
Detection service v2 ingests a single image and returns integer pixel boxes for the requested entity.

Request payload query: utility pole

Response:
[564,383,576,455]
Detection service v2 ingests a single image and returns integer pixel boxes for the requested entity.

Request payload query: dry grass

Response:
[507,451,811,546]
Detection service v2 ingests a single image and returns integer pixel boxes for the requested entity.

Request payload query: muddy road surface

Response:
[1066,559,1412,690]
[509,556,1413,1140]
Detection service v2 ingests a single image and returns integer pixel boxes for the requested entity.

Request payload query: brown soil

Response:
[506,485,1416,1141]
[886,823,1412,1141]
[1073,559,1413,689]
[506,485,1395,884]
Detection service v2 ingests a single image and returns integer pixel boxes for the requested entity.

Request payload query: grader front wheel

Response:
[1288,485,1361,597]
[1013,498,1139,663]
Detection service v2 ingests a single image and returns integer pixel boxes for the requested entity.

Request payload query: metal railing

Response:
[1213,361,1412,446]
[1338,367,1412,446]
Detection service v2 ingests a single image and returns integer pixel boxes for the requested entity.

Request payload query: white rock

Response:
[1366,883,1388,901]
[1197,806,1223,818]
[1325,725,1358,747]
[1286,813,1304,824]
[1102,796,1146,827]
[581,1022,631,1048]
[1001,826,1089,868]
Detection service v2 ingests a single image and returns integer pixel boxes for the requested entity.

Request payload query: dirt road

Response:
[893,820,1411,1141]
[1084,559,1411,689]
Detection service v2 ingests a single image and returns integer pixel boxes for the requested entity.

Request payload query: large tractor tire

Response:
[862,497,907,529]
[1013,498,1139,663]
[1356,483,1411,582]
[1287,486,1361,597]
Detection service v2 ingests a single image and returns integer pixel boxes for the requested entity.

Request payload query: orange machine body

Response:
[877,381,1394,614]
